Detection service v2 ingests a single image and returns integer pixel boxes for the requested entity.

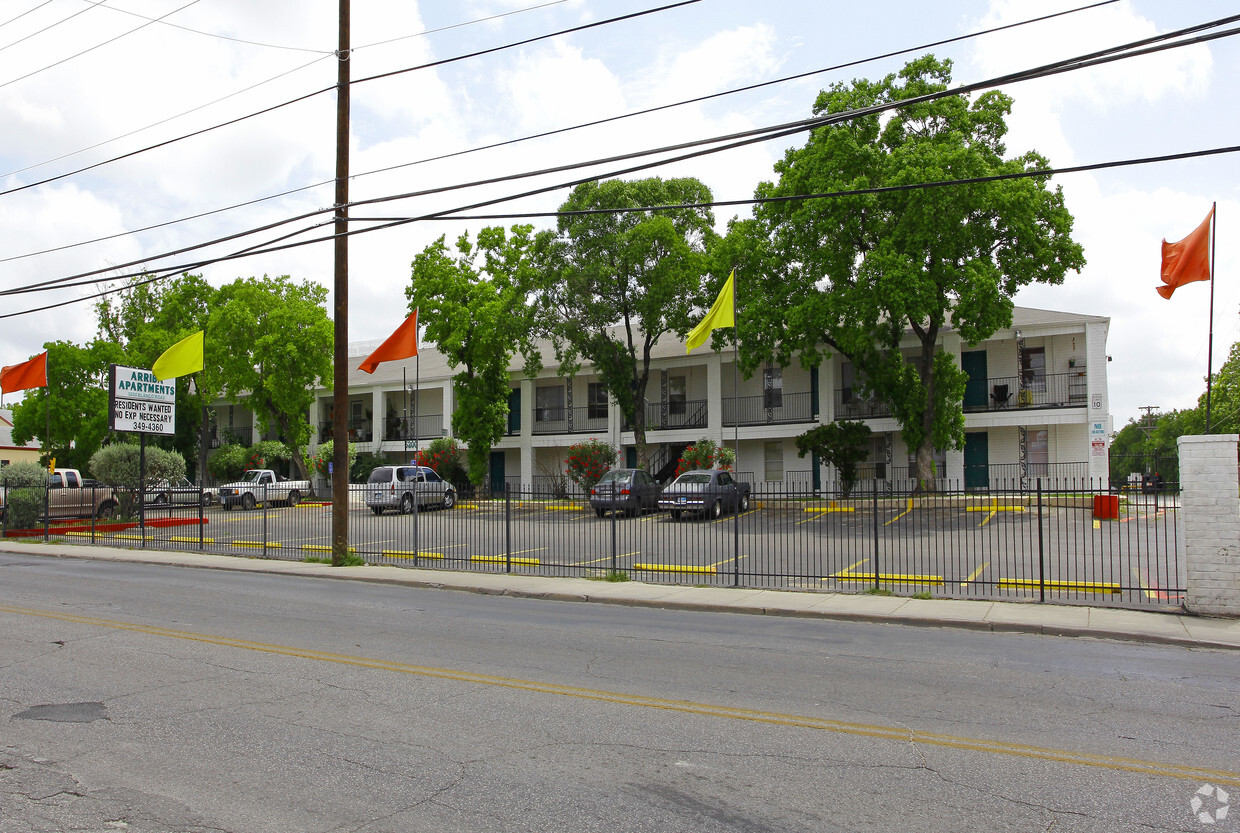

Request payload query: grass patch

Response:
[911,591,933,600]
[302,550,366,567]
[864,587,895,596]
[587,570,630,582]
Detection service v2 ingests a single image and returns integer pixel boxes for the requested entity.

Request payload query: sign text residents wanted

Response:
[109,364,176,436]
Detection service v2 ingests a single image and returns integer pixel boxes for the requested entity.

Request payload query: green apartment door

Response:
[489,451,505,492]
[963,432,989,489]
[961,350,988,410]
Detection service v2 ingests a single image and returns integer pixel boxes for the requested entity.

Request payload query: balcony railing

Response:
[965,371,1087,412]
[532,406,608,435]
[836,371,1088,420]
[383,414,445,442]
[723,392,816,426]
[624,400,709,432]
[210,426,253,448]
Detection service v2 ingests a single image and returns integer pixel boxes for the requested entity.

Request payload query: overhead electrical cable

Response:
[0,0,99,55]
[0,1,57,32]
[6,17,1236,305]
[0,0,699,200]
[0,0,1129,265]
[0,0,201,90]
[1,0,569,181]
[78,0,333,53]
[4,141,1237,321]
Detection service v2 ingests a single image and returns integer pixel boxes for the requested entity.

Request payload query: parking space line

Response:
[797,504,856,525]
[573,552,641,567]
[713,509,760,525]
[967,499,1026,527]
[883,499,914,527]
[959,562,989,589]
[831,568,945,587]
[996,578,1120,594]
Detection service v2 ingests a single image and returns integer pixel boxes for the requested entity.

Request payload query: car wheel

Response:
[400,493,414,515]
[738,494,750,512]
[709,500,722,520]
[200,492,212,507]
[153,493,168,506]
[287,490,301,508]
[371,506,383,516]
[442,490,456,510]
[96,501,115,521]
[594,507,605,518]
[670,509,682,521]
[241,493,256,511]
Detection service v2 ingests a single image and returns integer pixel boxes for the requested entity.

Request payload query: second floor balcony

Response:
[623,400,709,432]
[533,406,608,435]
[835,370,1088,421]
[723,392,816,426]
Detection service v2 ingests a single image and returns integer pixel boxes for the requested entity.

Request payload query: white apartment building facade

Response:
[213,305,1112,490]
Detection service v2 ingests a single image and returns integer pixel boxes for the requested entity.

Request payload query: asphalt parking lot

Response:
[47,490,1182,607]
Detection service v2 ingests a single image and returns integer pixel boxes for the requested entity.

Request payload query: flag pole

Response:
[1206,201,1217,433]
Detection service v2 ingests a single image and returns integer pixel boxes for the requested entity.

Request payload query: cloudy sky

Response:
[1,0,1237,430]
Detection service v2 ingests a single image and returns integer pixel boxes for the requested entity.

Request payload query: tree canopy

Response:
[732,55,1084,489]
[406,226,543,485]
[535,176,720,469]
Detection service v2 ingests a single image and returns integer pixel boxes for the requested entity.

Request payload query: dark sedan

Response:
[589,468,661,517]
[657,469,750,520]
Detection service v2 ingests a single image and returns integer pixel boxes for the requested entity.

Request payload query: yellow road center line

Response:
[1,602,1232,788]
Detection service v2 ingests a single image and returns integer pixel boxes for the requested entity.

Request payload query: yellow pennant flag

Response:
[686,270,735,353]
[152,330,204,381]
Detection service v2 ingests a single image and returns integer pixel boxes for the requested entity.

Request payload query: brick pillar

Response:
[1178,434,1240,616]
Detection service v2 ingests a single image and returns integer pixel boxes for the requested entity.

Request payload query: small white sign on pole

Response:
[109,365,177,435]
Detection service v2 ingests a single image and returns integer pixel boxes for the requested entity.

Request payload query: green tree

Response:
[95,273,217,477]
[535,177,719,470]
[208,276,333,479]
[10,340,124,472]
[733,56,1084,490]
[794,421,872,497]
[405,227,542,485]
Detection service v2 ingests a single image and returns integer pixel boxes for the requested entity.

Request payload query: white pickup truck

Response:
[218,469,312,510]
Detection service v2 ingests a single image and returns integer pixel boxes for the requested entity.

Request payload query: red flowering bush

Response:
[675,438,735,478]
[415,437,468,484]
[565,439,617,493]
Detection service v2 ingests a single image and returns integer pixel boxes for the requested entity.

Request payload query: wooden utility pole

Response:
[331,0,351,565]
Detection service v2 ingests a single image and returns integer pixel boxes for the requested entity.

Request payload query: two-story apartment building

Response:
[212,306,1111,491]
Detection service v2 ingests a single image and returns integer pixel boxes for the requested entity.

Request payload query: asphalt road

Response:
[0,552,1234,832]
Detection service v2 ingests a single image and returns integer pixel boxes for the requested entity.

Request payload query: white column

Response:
[1085,320,1110,481]
[707,353,723,440]
[371,388,384,449]
[1178,434,1240,616]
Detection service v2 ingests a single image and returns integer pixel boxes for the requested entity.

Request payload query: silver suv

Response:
[365,465,457,515]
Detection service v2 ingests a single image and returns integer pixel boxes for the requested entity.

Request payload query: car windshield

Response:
[240,471,265,482]
[367,468,394,484]
[675,473,712,485]
[596,470,628,485]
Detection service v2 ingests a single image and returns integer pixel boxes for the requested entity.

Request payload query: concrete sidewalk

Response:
[2,538,1237,650]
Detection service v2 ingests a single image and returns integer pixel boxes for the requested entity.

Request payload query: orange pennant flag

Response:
[0,351,48,394]
[1158,207,1214,299]
[359,310,418,374]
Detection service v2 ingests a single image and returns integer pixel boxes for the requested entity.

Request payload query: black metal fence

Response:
[3,477,1183,610]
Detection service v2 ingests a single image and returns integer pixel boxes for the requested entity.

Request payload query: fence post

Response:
[43,479,49,543]
[198,484,204,551]
[729,478,739,590]
[872,481,880,592]
[504,483,512,574]
[1036,477,1045,603]
[609,490,617,575]
[90,484,97,544]
[262,483,268,557]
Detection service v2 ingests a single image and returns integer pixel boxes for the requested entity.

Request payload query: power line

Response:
[3,16,1238,303]
[0,1,56,32]
[0,0,570,182]
[0,0,99,54]
[0,0,202,91]
[0,0,1131,267]
[78,0,334,54]
[0,0,699,201]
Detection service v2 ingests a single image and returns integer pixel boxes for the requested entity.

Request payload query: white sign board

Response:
[109,365,176,435]
[1090,420,1107,458]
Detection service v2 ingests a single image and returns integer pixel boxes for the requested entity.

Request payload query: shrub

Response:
[675,438,736,478]
[415,438,468,485]
[247,440,292,472]
[795,421,873,497]
[208,443,249,482]
[564,439,617,493]
[5,487,44,530]
[349,451,385,483]
[311,440,358,478]
[89,443,186,517]
[1,461,49,489]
